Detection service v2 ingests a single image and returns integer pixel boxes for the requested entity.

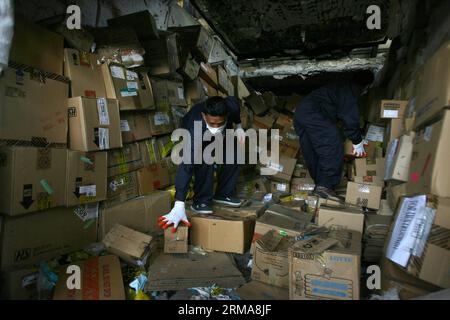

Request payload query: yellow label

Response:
[161,141,174,158]
[79,195,96,204]
[37,193,52,210]
[146,140,157,163]
[116,151,129,174]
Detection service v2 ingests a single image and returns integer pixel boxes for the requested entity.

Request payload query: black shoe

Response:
[313,186,345,203]
[190,203,213,214]
[212,196,243,207]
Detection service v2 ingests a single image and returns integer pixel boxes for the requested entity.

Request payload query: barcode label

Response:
[383,109,399,118]
[154,112,170,126]
[386,195,427,267]
[110,66,125,79]
[79,185,96,197]
[98,128,110,150]
[97,98,110,125]
[120,120,131,132]
[74,202,99,222]
[126,70,138,80]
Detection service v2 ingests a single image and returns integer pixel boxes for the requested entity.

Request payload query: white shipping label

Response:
[423,126,433,142]
[386,195,427,267]
[120,89,138,97]
[276,183,287,192]
[120,120,131,132]
[79,185,97,197]
[177,87,185,99]
[110,65,125,79]
[366,125,385,142]
[412,207,436,258]
[268,162,284,173]
[97,98,110,125]
[126,70,139,80]
[154,112,170,126]
[22,273,38,288]
[358,185,371,194]
[98,128,110,150]
[127,82,139,90]
[383,109,399,118]
[74,202,99,222]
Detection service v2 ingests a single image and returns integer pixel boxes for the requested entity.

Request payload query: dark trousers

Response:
[294,101,344,189]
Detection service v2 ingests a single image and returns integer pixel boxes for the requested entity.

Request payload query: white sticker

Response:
[286,132,299,140]
[21,273,38,288]
[201,63,208,72]
[97,98,110,125]
[127,82,139,90]
[383,109,399,118]
[412,207,436,258]
[358,185,371,194]
[98,128,110,150]
[268,162,284,173]
[120,120,131,132]
[263,193,273,203]
[121,89,138,97]
[110,65,125,79]
[74,202,99,222]
[126,70,138,80]
[386,195,427,267]
[177,87,185,99]
[423,126,433,142]
[276,183,287,192]
[79,185,97,197]
[154,112,170,126]
[366,125,385,142]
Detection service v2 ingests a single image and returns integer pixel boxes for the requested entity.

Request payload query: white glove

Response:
[159,201,191,232]
[353,141,367,158]
[235,123,246,145]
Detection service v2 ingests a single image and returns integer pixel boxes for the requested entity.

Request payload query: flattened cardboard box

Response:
[0,146,66,216]
[120,112,153,143]
[0,67,68,144]
[345,182,382,210]
[106,171,139,206]
[103,224,153,266]
[189,211,255,254]
[10,17,64,75]
[68,97,122,152]
[66,150,107,207]
[164,226,189,254]
[63,48,106,98]
[98,191,171,240]
[289,231,362,300]
[384,133,414,182]
[251,231,293,289]
[107,143,143,177]
[53,255,125,300]
[137,163,172,195]
[406,110,450,198]
[101,63,155,110]
[0,206,97,270]
[317,206,365,234]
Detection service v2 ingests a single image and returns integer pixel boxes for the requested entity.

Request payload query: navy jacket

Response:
[175,96,241,202]
[301,82,362,144]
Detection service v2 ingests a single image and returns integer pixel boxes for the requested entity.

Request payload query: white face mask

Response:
[206,123,226,135]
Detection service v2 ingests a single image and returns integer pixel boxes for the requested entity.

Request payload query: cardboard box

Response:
[344,140,383,159]
[199,78,218,98]
[270,181,291,194]
[214,65,229,93]
[380,100,408,119]
[63,49,106,98]
[251,231,293,288]
[178,53,200,81]
[53,255,125,300]
[406,110,450,197]
[0,267,39,300]
[385,195,450,288]
[384,133,415,182]
[0,206,97,270]
[66,150,107,207]
[107,143,143,177]
[263,92,277,109]
[386,182,406,212]
[99,191,171,240]
[246,92,268,116]
[101,63,155,110]
[137,163,172,195]
[261,156,297,183]
[253,113,277,130]
[317,206,365,234]
[199,62,218,88]
[103,224,153,266]
[354,157,385,178]
[414,41,450,128]
[280,138,300,158]
[236,281,289,300]
[106,171,139,205]
[293,165,311,179]
[291,178,315,192]
[164,226,189,254]
[0,66,69,144]
[253,205,313,246]
[68,97,122,152]
[120,112,153,143]
[107,11,159,40]
[345,182,382,210]
[230,76,250,100]
[149,111,175,136]
[0,146,66,216]
[10,17,64,75]
[185,78,207,106]
[289,230,362,300]
[169,25,214,61]
[166,80,187,107]
[189,211,256,254]
[386,118,405,144]
[138,139,162,166]
[353,176,385,187]
[142,31,180,76]
[285,94,303,113]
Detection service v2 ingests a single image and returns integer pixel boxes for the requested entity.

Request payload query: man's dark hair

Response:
[204,97,228,116]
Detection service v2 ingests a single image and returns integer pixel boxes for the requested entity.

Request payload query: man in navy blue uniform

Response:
[294,79,371,201]
[159,96,245,232]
